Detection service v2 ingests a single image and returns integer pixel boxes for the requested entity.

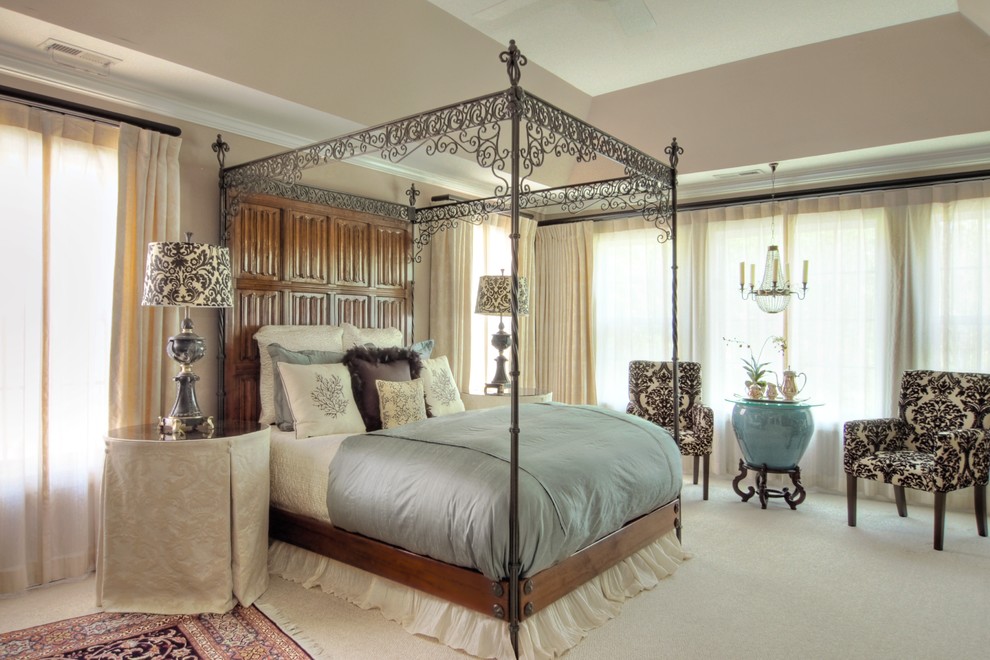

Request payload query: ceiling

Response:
[0,0,988,202]
[427,0,962,95]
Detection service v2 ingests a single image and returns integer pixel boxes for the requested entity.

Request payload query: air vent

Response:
[712,169,766,179]
[41,39,121,76]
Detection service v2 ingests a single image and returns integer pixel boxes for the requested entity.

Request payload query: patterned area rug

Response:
[0,605,313,659]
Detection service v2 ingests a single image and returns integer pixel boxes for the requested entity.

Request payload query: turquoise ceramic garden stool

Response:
[728,398,823,509]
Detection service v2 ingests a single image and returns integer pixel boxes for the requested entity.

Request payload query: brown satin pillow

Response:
[343,345,423,431]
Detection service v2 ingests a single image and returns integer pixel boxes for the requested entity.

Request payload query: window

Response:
[0,106,117,592]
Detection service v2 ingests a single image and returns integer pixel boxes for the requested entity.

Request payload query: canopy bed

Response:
[218,41,683,659]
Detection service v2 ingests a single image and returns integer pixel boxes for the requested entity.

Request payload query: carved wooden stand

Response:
[732,459,806,510]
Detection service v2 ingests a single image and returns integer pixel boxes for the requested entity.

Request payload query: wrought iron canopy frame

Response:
[217,40,681,659]
[219,87,678,258]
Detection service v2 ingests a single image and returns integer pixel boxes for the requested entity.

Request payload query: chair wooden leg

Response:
[976,484,987,537]
[702,454,710,501]
[894,485,907,517]
[933,491,946,551]
[846,473,857,527]
[692,455,699,485]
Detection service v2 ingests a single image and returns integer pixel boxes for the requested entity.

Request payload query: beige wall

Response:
[585,14,990,178]
[1,72,433,420]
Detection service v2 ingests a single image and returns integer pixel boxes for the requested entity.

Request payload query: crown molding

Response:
[679,133,990,201]
[2,49,986,205]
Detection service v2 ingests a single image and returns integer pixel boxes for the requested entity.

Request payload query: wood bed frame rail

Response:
[270,497,679,623]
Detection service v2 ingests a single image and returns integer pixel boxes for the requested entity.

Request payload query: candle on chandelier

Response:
[750,264,755,287]
[786,263,791,285]
[802,259,809,284]
[739,261,745,287]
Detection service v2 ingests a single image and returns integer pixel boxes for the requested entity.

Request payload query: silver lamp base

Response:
[485,324,511,395]
[159,315,213,439]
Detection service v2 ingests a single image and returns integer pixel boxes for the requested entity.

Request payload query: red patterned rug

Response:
[0,605,313,659]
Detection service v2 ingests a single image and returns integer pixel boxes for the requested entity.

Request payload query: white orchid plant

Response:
[723,335,787,387]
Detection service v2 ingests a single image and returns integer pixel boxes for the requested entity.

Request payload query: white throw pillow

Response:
[421,356,465,416]
[276,362,366,439]
[341,322,403,350]
[253,325,345,425]
[376,379,428,429]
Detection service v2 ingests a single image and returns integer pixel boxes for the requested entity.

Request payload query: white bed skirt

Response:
[268,529,687,659]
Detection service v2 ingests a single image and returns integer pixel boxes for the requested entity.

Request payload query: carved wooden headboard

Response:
[223,192,413,422]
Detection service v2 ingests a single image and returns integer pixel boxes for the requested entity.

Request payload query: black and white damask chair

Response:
[627,360,714,500]
[843,369,990,550]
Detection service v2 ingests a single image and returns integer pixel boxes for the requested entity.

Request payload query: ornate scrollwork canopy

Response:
[220,42,678,260]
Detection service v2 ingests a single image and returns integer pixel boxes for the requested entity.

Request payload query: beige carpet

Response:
[2,478,989,659]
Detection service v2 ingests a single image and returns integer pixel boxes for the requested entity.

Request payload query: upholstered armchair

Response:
[627,360,714,500]
[843,369,990,550]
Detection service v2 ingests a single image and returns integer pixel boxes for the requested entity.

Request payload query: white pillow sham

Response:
[341,322,403,350]
[276,361,366,439]
[420,355,465,416]
[254,325,345,425]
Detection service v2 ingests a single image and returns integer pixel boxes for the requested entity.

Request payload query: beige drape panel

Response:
[428,214,536,391]
[533,223,596,403]
[492,215,538,391]
[0,100,118,594]
[428,222,475,388]
[109,125,182,429]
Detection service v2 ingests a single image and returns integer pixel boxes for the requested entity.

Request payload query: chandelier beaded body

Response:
[739,163,808,313]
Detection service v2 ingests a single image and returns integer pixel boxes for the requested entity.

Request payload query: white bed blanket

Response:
[269,428,347,522]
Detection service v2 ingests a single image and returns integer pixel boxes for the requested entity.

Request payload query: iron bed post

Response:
[213,134,230,423]
[502,39,526,658]
[666,138,683,541]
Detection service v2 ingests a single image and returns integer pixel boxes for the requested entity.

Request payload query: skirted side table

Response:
[727,398,823,509]
[97,421,270,613]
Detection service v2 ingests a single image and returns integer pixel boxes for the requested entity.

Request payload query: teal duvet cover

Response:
[326,402,681,580]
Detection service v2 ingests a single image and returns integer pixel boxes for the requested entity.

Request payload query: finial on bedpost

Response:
[665,137,683,169]
[406,183,420,208]
[500,40,527,87]
[212,134,229,169]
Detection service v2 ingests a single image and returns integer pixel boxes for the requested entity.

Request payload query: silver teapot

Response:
[775,370,807,400]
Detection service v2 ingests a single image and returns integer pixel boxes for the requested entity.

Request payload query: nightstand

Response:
[96,421,271,614]
[461,388,553,410]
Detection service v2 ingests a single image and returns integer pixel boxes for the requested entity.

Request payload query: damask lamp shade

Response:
[475,274,529,394]
[141,237,233,437]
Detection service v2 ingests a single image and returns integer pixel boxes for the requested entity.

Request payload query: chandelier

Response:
[739,162,808,314]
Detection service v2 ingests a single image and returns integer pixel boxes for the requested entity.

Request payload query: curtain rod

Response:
[0,84,181,136]
[538,167,990,227]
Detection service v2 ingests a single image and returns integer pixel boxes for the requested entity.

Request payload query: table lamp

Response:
[141,233,233,437]
[474,272,529,394]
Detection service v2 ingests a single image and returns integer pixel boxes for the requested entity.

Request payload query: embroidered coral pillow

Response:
[376,379,428,429]
[253,325,345,425]
[268,343,346,431]
[276,362,366,439]
[421,355,465,416]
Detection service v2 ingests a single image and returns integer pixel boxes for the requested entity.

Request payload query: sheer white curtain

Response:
[910,181,990,371]
[0,101,118,593]
[592,180,990,509]
[593,217,698,411]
